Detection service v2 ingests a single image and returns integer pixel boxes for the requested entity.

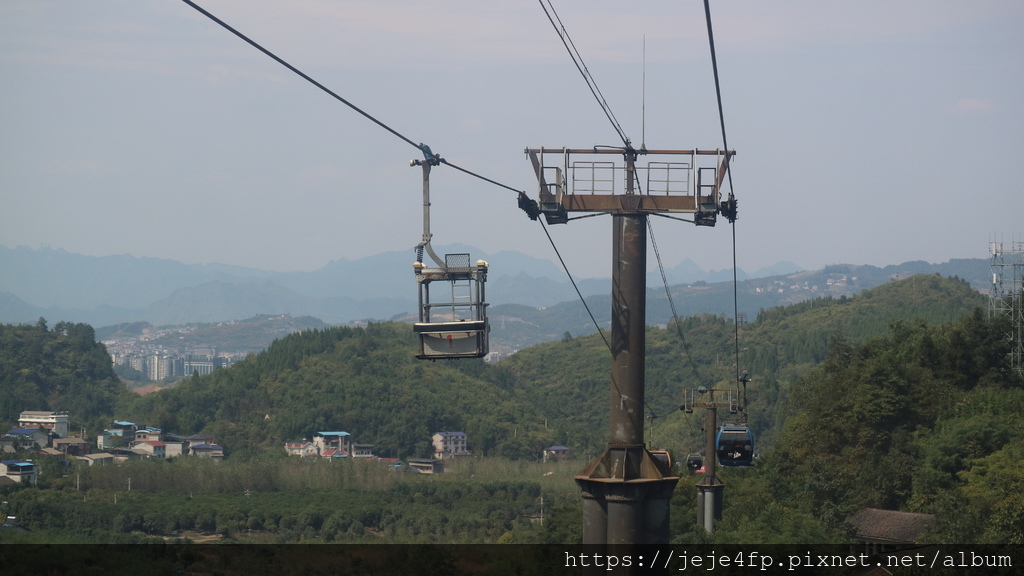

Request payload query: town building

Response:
[53,437,90,457]
[543,445,569,462]
[407,458,444,474]
[432,431,469,459]
[184,353,219,376]
[3,429,49,450]
[848,508,936,554]
[321,448,349,459]
[134,428,163,444]
[188,444,224,460]
[77,453,115,466]
[134,441,167,459]
[312,431,352,454]
[284,441,318,458]
[1,461,38,485]
[17,411,70,438]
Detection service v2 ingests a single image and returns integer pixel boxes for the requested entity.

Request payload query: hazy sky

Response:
[2,1,1022,278]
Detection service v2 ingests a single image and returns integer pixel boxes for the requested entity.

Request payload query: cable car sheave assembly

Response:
[411,146,490,360]
[525,147,735,227]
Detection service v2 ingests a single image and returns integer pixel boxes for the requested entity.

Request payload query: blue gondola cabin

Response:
[715,426,754,466]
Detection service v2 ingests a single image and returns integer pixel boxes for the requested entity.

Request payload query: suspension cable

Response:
[538,0,630,147]
[539,219,654,438]
[703,0,734,197]
[703,0,742,387]
[648,220,708,388]
[538,219,611,352]
[181,0,417,149]
[179,0,525,197]
[438,158,522,195]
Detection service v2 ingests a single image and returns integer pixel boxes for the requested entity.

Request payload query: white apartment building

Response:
[17,411,69,438]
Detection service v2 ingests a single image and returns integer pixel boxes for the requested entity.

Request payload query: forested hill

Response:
[761,307,1024,542]
[0,319,130,432]
[115,274,993,462]
[501,273,993,456]
[2,276,1020,544]
[122,324,559,460]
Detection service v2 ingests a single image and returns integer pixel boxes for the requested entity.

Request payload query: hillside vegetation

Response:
[111,274,988,462]
[3,274,1022,545]
[0,319,130,433]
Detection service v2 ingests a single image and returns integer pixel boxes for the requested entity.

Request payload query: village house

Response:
[3,428,49,450]
[133,428,163,444]
[97,422,141,449]
[106,446,146,462]
[285,433,373,459]
[313,431,351,454]
[37,447,65,461]
[375,457,404,470]
[77,453,115,466]
[53,437,90,457]
[96,432,126,450]
[186,433,216,446]
[848,508,936,555]
[432,431,469,460]
[321,448,348,460]
[134,440,167,459]
[110,421,143,438]
[407,458,444,474]
[284,441,318,458]
[17,411,70,438]
[351,443,376,458]
[188,443,223,460]
[1,460,38,485]
[543,445,569,462]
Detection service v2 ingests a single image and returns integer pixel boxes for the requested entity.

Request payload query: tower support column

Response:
[575,212,679,545]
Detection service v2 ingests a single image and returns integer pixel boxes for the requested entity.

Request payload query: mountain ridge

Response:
[0,245,992,341]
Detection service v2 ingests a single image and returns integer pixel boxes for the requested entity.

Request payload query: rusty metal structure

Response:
[990,239,1024,376]
[524,145,734,544]
[682,386,744,533]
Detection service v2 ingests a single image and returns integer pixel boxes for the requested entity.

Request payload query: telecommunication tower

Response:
[989,239,1024,375]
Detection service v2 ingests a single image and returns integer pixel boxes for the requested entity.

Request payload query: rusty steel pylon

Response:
[523,146,734,544]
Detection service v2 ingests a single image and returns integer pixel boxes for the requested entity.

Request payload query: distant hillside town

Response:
[103,325,249,381]
[108,345,239,382]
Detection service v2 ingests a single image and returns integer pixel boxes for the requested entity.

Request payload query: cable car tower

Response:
[682,371,752,533]
[523,145,735,544]
[411,146,490,360]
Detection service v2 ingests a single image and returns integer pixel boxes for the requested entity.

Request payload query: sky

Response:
[2,0,1022,279]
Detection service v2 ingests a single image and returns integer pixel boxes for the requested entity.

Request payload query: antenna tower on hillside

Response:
[990,238,1024,375]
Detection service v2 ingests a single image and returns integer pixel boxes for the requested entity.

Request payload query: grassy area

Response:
[1,455,591,544]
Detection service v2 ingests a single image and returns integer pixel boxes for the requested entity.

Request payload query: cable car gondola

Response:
[410,148,490,360]
[649,449,672,472]
[715,426,754,467]
[413,254,489,359]
[686,453,703,472]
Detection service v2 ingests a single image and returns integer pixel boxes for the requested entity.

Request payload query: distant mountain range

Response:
[0,244,993,348]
